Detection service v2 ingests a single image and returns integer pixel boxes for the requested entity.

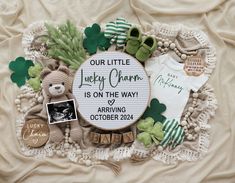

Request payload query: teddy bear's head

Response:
[40,66,70,97]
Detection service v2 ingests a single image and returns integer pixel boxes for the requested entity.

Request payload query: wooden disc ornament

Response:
[73,51,150,130]
[184,56,205,76]
[21,119,49,147]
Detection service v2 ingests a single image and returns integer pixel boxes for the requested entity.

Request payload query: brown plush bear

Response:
[39,66,82,143]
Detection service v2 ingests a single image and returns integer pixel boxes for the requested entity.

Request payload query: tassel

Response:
[130,154,150,164]
[99,160,122,175]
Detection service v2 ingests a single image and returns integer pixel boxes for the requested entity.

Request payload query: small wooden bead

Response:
[194,126,200,133]
[193,93,198,98]
[170,43,176,49]
[68,137,73,143]
[24,107,30,112]
[56,150,62,156]
[85,160,92,166]
[181,120,187,126]
[64,143,70,149]
[164,42,169,47]
[181,54,187,60]
[15,99,20,104]
[188,107,194,113]
[158,41,163,47]
[37,96,43,103]
[76,149,82,154]
[158,146,163,152]
[187,134,193,140]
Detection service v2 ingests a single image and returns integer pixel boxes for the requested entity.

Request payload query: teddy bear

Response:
[37,65,83,143]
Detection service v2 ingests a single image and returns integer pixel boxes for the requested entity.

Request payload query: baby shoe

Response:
[125,27,142,55]
[135,36,157,62]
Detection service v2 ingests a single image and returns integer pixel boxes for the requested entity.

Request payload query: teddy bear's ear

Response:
[40,68,51,79]
[58,66,70,75]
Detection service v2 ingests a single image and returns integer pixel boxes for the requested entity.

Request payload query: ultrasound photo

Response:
[46,99,77,124]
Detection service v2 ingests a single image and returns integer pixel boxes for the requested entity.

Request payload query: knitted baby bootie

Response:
[135,36,157,62]
[125,27,142,55]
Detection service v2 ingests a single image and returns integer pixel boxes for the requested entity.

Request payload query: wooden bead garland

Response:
[15,85,43,113]
[49,123,97,167]
[180,92,200,141]
[155,36,196,61]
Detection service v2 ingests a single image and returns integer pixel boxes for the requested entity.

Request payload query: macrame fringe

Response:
[149,22,216,76]
[152,84,217,164]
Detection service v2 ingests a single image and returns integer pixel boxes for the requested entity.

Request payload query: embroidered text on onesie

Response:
[145,54,208,121]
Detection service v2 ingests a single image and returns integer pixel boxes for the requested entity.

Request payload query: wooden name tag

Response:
[184,56,205,76]
[21,119,49,148]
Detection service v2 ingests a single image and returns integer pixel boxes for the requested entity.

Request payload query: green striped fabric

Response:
[104,17,131,48]
[160,119,185,148]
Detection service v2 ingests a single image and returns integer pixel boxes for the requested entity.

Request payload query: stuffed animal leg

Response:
[70,120,83,142]
[48,124,64,143]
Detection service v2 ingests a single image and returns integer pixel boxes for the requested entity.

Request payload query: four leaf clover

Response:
[83,23,111,55]
[142,98,167,123]
[27,63,43,91]
[137,117,164,147]
[9,57,34,87]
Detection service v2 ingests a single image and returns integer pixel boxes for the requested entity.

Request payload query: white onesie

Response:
[145,54,208,121]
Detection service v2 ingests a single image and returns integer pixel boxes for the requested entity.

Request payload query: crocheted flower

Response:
[83,23,111,55]
[142,98,167,123]
[9,57,34,87]
[137,117,164,147]
[104,17,131,48]
[160,119,185,148]
[27,63,43,91]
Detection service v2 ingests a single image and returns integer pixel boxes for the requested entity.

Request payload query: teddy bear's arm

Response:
[39,90,50,119]
[66,92,79,109]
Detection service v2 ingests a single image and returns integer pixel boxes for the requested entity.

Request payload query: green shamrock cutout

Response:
[9,57,34,87]
[83,23,111,55]
[142,98,167,123]
[137,117,164,147]
[27,63,43,91]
